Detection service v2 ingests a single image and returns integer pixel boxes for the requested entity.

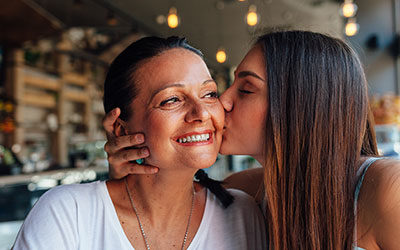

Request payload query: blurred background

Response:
[0,0,399,248]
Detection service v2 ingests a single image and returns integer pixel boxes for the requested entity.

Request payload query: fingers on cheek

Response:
[128,165,158,174]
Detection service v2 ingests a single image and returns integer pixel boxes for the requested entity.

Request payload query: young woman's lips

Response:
[174,130,214,146]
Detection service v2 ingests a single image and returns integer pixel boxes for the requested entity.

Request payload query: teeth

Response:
[177,133,210,143]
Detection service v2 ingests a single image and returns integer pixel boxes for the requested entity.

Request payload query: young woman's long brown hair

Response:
[258,31,378,249]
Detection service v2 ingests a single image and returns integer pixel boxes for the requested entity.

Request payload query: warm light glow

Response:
[247,11,258,26]
[167,13,178,28]
[246,5,258,26]
[216,49,227,63]
[340,2,358,18]
[345,20,359,36]
[238,0,246,1]
[168,7,179,28]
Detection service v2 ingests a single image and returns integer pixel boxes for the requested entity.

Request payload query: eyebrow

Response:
[236,70,266,82]
[149,79,216,103]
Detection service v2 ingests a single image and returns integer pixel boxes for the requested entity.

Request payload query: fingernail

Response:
[136,134,144,143]
[142,148,149,157]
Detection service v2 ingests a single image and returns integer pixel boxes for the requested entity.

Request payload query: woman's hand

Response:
[103,108,159,179]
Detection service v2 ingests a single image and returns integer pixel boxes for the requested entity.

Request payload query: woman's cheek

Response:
[211,103,225,132]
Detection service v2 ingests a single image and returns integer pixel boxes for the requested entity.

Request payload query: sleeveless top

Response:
[353,157,380,250]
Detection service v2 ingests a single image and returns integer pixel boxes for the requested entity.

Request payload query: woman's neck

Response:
[125,168,198,225]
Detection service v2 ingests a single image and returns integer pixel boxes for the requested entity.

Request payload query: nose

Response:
[219,86,233,112]
[185,100,211,123]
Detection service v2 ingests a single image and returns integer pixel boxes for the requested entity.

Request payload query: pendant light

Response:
[167,7,179,28]
[345,18,359,36]
[216,48,227,64]
[246,5,258,26]
[340,0,358,18]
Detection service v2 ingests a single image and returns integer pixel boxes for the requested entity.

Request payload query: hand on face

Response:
[103,107,159,179]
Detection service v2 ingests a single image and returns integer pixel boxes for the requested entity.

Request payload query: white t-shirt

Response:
[13,181,266,250]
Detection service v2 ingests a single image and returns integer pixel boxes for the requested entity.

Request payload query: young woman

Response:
[103,31,400,249]
[13,37,266,250]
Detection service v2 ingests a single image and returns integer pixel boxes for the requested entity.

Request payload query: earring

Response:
[135,158,144,165]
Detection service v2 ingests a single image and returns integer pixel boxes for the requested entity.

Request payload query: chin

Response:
[190,156,218,170]
[219,143,231,155]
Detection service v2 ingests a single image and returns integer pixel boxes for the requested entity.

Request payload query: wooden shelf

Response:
[4,48,106,167]
[23,90,56,108]
[24,74,60,91]
[64,89,89,103]
[62,72,87,86]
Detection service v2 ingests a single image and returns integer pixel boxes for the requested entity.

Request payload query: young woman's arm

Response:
[358,159,400,249]
[223,167,264,202]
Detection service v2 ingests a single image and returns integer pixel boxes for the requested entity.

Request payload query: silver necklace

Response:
[124,178,195,250]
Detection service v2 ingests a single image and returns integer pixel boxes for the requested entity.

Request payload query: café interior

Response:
[0,0,399,248]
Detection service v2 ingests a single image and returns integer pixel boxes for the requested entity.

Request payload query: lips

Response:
[174,130,214,146]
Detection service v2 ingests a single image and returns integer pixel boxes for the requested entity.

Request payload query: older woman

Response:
[104,31,400,249]
[13,37,266,250]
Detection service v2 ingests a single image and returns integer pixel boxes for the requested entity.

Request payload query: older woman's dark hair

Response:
[258,30,378,250]
[103,36,233,208]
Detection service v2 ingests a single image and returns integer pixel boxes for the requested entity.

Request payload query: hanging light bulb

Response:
[340,0,358,18]
[167,7,179,28]
[345,18,359,36]
[246,5,258,26]
[216,48,227,63]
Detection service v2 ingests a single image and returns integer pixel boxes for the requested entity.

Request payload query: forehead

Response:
[236,45,266,79]
[134,48,210,88]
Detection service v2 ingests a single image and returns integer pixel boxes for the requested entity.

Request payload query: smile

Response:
[175,131,213,145]
[178,133,210,143]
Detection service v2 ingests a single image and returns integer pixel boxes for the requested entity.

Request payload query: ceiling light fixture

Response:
[216,48,227,63]
[340,0,358,18]
[167,7,179,28]
[246,5,258,26]
[345,18,359,36]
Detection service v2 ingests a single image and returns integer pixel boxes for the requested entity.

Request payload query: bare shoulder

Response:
[223,167,264,201]
[358,158,400,249]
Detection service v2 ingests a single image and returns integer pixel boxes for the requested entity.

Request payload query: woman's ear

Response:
[114,118,128,136]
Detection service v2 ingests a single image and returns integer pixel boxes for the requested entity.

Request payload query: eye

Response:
[238,89,254,94]
[204,91,218,98]
[160,97,180,106]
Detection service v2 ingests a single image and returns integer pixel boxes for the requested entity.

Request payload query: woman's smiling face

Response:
[121,48,224,170]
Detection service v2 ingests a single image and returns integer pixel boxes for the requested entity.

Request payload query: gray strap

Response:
[353,157,381,247]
